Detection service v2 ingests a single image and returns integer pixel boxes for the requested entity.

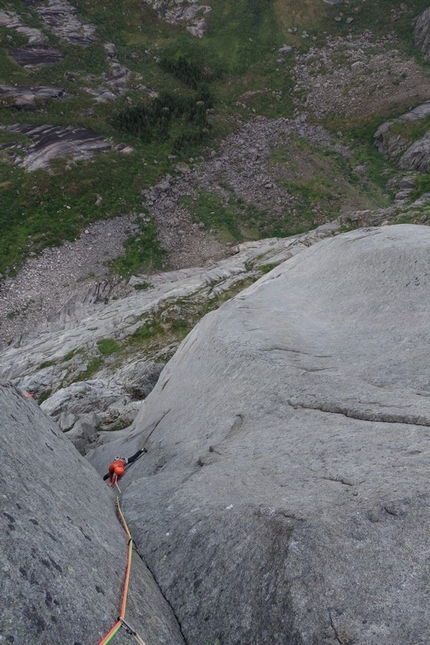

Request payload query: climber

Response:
[103,447,147,485]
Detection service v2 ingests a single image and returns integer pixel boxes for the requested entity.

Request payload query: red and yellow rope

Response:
[98,498,136,645]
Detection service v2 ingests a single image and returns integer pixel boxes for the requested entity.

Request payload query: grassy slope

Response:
[0,0,429,276]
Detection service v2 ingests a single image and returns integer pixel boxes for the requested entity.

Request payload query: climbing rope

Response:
[98,497,147,645]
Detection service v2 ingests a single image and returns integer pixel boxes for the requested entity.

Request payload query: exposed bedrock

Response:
[35,0,96,46]
[0,84,67,109]
[89,224,430,644]
[1,123,113,171]
[0,9,46,44]
[0,383,185,645]
[374,100,430,172]
[415,7,430,58]
[10,46,65,68]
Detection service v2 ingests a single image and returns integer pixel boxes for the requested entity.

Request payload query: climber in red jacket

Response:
[103,447,146,485]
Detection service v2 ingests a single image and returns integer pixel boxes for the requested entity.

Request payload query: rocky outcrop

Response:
[398,130,430,173]
[141,115,373,269]
[89,224,430,644]
[142,0,211,37]
[10,46,65,69]
[0,85,67,109]
[0,9,46,44]
[415,7,430,58]
[1,124,113,171]
[0,383,185,644]
[374,100,430,171]
[0,221,341,444]
[36,0,96,46]
[294,34,430,119]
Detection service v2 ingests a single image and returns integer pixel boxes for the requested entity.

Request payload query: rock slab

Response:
[0,383,185,645]
[91,225,430,644]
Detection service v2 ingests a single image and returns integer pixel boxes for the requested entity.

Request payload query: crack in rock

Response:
[288,400,430,427]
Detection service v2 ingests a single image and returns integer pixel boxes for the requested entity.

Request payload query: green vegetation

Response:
[63,349,78,362]
[96,338,121,356]
[318,114,398,200]
[389,116,430,146]
[59,276,259,384]
[319,0,430,56]
[113,87,214,150]
[108,218,166,276]
[181,191,252,241]
[260,262,280,274]
[133,281,152,290]
[39,360,56,370]
[0,0,428,277]
[38,389,53,404]
[410,175,430,202]
[180,187,324,242]
[76,356,103,381]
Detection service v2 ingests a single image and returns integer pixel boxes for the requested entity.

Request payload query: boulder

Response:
[374,101,430,170]
[91,225,430,644]
[415,7,430,58]
[121,359,165,400]
[278,44,293,55]
[58,410,76,431]
[0,383,185,644]
[65,411,99,454]
[398,130,430,173]
[39,379,140,436]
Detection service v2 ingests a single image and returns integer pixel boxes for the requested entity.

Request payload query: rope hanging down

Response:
[98,498,146,645]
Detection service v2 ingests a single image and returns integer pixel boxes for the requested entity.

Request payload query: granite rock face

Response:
[398,130,430,173]
[0,84,67,108]
[374,101,430,172]
[1,123,112,171]
[0,384,185,645]
[90,225,430,645]
[415,7,430,58]
[0,223,344,443]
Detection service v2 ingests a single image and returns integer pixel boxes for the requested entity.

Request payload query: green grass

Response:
[319,0,430,57]
[389,116,430,145]
[181,191,245,241]
[410,175,430,202]
[0,0,428,277]
[76,356,103,381]
[181,188,293,241]
[130,318,166,344]
[260,262,279,274]
[38,360,56,369]
[0,146,171,276]
[108,218,166,277]
[63,349,78,362]
[97,338,121,355]
[318,113,400,199]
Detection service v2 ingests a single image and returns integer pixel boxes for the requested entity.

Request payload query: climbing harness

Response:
[97,497,147,645]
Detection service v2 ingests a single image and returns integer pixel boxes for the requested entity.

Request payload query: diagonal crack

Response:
[328,609,345,645]
[288,400,430,427]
